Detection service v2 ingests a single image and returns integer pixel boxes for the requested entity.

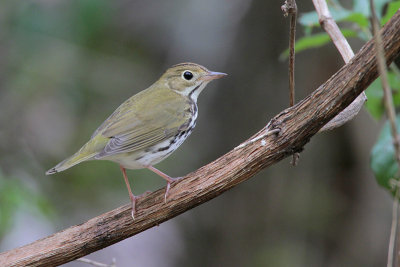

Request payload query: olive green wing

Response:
[91,95,137,139]
[94,92,192,158]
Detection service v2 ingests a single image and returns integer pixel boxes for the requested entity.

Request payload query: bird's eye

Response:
[183,71,193,80]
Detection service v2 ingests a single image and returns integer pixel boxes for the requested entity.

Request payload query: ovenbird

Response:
[46,63,226,218]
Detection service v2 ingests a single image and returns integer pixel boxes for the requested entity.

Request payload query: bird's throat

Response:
[188,82,207,102]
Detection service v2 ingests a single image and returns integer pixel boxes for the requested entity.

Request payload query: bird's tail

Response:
[46,140,100,175]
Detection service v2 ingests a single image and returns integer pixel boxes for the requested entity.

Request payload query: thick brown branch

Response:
[1,9,400,267]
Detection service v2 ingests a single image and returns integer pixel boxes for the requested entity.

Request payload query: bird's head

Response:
[159,62,227,101]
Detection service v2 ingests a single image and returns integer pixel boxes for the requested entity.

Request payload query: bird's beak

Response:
[202,71,228,81]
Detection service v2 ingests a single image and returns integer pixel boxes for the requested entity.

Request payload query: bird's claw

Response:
[164,176,183,203]
[130,191,153,219]
[164,183,171,203]
[130,196,137,220]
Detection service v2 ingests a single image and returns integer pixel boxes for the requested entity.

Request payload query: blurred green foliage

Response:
[371,116,400,191]
[365,70,400,119]
[280,29,357,59]
[299,0,395,30]
[287,0,400,193]
[0,0,132,241]
[381,1,400,24]
[283,0,400,58]
[0,170,54,240]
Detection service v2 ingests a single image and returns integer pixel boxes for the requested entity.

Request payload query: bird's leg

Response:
[146,166,182,203]
[120,165,137,219]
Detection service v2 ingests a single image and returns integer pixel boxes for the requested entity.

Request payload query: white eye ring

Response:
[182,71,194,80]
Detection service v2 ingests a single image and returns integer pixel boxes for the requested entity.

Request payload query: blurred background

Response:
[0,0,393,266]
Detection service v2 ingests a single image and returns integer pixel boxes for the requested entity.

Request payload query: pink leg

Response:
[146,166,182,203]
[120,165,137,219]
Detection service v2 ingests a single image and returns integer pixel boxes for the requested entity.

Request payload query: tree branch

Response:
[312,0,368,132]
[281,0,297,106]
[1,9,400,267]
[281,0,299,165]
[313,0,354,62]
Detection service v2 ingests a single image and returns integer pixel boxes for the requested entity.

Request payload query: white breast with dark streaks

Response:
[115,102,198,169]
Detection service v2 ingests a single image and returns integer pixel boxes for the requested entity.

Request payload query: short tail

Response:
[46,144,98,175]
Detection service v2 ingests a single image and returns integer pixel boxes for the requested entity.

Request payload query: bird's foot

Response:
[129,195,137,220]
[145,166,185,203]
[164,176,183,203]
[130,191,152,219]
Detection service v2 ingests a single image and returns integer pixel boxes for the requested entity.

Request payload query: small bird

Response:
[46,63,226,218]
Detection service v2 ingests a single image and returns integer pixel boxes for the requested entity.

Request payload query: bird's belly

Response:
[108,128,194,170]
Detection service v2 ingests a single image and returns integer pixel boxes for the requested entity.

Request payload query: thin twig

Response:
[77,258,116,267]
[312,0,367,132]
[313,0,354,62]
[370,1,400,266]
[77,257,116,267]
[388,181,400,267]
[371,7,400,160]
[235,128,280,149]
[281,0,299,165]
[281,0,297,106]
[289,9,296,107]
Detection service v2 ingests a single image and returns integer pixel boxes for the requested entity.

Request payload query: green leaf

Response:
[354,0,392,18]
[280,29,357,59]
[365,71,400,120]
[375,0,395,17]
[300,10,368,28]
[381,1,400,25]
[390,72,400,108]
[365,78,385,120]
[343,12,369,28]
[299,1,392,36]
[371,116,400,191]
[299,8,353,27]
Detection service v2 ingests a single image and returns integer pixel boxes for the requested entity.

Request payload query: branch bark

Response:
[281,0,299,165]
[281,0,297,107]
[1,9,400,267]
[313,0,368,132]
